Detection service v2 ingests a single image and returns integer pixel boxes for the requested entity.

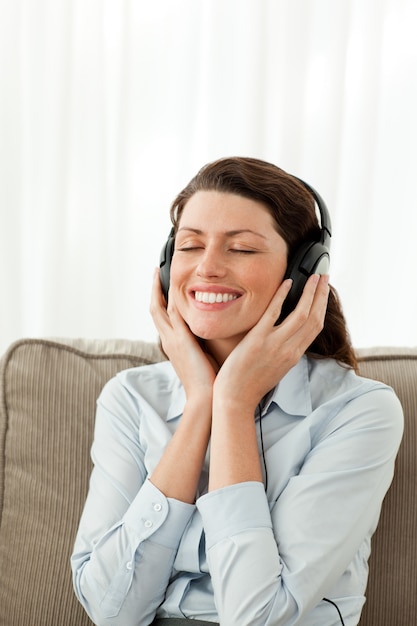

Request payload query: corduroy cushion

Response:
[0,340,415,626]
[0,338,163,626]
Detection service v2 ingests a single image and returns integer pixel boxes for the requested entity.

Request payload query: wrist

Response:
[212,395,257,423]
[183,391,213,418]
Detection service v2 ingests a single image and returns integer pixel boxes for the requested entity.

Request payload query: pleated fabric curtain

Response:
[0,0,416,353]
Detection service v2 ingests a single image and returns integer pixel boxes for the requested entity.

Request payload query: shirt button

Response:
[126,561,133,570]
[153,503,162,512]
[144,519,153,528]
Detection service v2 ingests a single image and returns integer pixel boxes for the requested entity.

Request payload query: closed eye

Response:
[229,248,258,254]
[177,247,258,254]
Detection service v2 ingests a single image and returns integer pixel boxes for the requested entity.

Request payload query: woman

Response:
[71,157,403,626]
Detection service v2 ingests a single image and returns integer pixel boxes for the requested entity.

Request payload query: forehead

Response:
[178,190,276,231]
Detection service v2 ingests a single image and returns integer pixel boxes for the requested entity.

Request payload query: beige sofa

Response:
[0,338,415,625]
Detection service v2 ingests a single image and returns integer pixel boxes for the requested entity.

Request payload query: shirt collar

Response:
[166,355,312,421]
[166,384,186,421]
[261,355,312,417]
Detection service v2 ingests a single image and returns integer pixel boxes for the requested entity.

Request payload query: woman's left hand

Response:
[214,273,330,413]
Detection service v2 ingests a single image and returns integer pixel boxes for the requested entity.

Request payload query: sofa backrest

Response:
[355,347,417,625]
[0,338,163,626]
[0,339,415,625]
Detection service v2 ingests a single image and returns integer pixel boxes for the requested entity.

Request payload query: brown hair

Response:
[169,156,357,370]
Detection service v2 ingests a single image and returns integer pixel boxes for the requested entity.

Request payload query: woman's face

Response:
[170,190,288,361]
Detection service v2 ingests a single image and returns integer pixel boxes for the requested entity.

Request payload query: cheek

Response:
[252,264,286,297]
[168,256,183,290]
[168,259,190,313]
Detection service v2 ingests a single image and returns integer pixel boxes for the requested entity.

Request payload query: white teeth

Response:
[195,291,238,303]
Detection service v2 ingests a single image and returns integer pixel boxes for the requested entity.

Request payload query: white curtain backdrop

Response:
[1,0,416,355]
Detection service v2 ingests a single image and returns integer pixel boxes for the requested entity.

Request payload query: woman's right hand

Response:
[150,268,217,402]
[149,269,215,503]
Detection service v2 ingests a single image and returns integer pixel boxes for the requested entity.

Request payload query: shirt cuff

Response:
[122,479,195,549]
[196,481,271,550]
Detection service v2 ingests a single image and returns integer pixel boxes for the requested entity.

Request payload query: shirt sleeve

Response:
[71,376,195,626]
[197,385,403,626]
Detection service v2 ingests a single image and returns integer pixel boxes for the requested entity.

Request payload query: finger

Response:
[166,297,189,332]
[153,267,168,305]
[283,273,327,325]
[311,273,330,312]
[150,268,172,331]
[304,273,330,333]
[299,273,329,319]
[256,278,293,329]
[284,274,330,346]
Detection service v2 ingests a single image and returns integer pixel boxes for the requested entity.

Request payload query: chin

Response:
[189,324,218,341]
[190,323,247,345]
[184,312,252,343]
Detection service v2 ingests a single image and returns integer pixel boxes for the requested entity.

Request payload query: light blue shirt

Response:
[71,356,403,626]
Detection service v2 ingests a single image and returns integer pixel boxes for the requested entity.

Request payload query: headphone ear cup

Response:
[277,241,330,323]
[279,242,312,322]
[159,233,175,301]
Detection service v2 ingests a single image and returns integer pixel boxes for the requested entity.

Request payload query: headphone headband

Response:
[294,177,332,245]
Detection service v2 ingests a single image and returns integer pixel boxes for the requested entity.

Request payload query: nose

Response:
[196,246,227,278]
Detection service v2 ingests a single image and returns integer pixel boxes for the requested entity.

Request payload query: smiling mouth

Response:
[194,291,240,304]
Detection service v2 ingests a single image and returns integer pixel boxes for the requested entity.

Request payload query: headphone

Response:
[278,178,331,322]
[159,177,331,323]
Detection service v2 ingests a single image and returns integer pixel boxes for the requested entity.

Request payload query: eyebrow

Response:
[177,227,267,240]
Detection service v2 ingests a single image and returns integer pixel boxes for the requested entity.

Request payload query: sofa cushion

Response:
[0,338,163,626]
